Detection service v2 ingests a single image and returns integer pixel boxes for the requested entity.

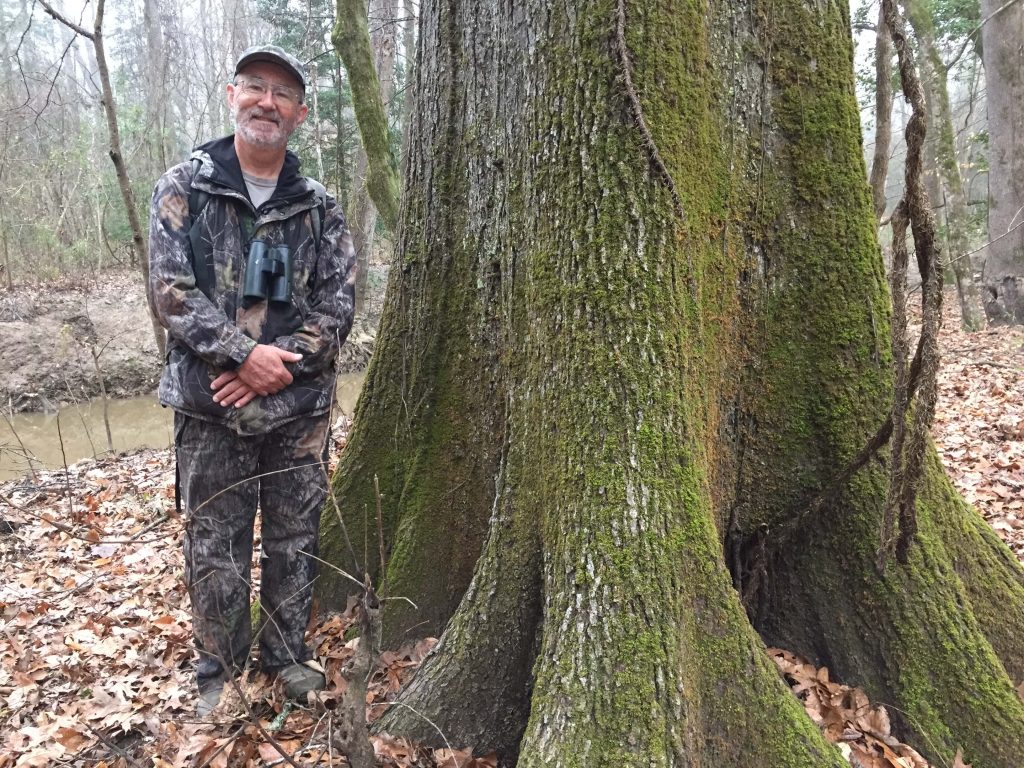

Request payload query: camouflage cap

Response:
[234,44,307,91]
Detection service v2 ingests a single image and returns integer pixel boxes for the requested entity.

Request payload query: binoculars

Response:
[243,240,292,304]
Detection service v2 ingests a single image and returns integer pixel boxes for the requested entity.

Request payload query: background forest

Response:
[0,0,1017,312]
[0,0,412,296]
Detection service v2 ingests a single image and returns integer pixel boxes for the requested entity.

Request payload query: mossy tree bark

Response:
[319,0,1024,763]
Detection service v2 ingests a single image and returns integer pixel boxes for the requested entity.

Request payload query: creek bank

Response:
[0,272,376,413]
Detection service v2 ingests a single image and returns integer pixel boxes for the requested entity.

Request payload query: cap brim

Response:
[234,54,305,90]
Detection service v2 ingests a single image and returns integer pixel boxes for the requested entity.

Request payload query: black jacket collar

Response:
[195,135,311,207]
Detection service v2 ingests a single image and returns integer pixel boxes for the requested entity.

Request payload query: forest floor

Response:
[0,292,1021,767]
[0,271,379,413]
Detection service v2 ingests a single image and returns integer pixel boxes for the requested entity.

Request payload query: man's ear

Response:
[296,103,309,126]
[226,82,238,111]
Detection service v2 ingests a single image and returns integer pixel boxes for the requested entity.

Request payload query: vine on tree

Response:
[613,0,685,221]
[879,0,943,568]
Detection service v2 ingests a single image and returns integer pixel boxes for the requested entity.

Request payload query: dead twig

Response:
[55,411,75,522]
[2,410,39,483]
[82,721,147,768]
[331,577,379,768]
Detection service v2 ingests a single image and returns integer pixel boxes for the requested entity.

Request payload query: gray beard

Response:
[234,109,290,149]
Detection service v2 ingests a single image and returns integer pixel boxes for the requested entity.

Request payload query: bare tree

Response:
[401,0,416,148]
[333,0,401,232]
[37,0,167,358]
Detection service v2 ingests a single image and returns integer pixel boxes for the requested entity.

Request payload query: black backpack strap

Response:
[187,158,216,299]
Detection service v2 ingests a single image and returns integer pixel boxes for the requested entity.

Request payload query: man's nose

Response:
[256,88,277,109]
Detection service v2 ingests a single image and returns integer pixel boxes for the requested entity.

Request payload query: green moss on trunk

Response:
[326,0,1024,762]
[318,21,505,637]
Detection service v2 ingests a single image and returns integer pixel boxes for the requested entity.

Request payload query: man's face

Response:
[228,61,309,150]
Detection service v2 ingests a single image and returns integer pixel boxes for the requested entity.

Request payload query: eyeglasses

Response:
[233,76,303,106]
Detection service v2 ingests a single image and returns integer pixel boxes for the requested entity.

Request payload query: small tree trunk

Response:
[38,0,167,358]
[869,2,892,227]
[905,0,984,330]
[0,197,11,290]
[335,58,349,207]
[91,13,166,357]
[310,61,326,182]
[341,0,398,316]
[349,152,378,316]
[333,0,401,230]
[400,0,416,160]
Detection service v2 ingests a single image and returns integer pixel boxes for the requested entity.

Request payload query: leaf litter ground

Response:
[1,306,1020,767]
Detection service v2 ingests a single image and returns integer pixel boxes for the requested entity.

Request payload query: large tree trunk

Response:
[905,0,985,330]
[320,0,1024,763]
[979,0,1024,324]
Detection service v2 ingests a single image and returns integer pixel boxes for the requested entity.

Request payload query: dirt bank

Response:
[0,272,374,413]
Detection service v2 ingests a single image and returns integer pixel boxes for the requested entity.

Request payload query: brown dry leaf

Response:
[374,733,417,762]
[952,747,973,768]
[435,747,475,767]
[53,726,89,751]
[6,299,1015,768]
[769,647,939,768]
[856,704,892,739]
[893,743,930,768]
[256,740,302,762]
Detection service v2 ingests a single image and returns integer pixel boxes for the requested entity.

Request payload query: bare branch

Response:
[945,0,1023,71]
[36,0,93,39]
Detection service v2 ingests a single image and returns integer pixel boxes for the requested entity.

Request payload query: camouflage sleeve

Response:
[272,196,357,377]
[148,164,256,370]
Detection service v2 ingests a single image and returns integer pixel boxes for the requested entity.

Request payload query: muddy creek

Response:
[0,371,365,482]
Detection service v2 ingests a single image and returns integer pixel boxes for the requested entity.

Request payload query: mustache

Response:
[243,107,281,124]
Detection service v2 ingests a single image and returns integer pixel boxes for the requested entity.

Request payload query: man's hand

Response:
[210,344,302,407]
[210,371,260,408]
[238,343,303,393]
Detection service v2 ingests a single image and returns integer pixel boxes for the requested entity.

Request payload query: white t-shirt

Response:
[242,171,278,209]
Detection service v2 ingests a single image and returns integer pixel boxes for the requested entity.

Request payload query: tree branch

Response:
[36,0,93,39]
[869,2,892,225]
[944,0,1022,72]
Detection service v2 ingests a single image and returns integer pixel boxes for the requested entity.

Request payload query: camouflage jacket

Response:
[148,136,356,435]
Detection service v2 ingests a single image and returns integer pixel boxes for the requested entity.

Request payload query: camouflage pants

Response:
[175,411,330,692]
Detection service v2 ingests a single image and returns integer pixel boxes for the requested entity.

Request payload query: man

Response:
[148,44,355,716]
